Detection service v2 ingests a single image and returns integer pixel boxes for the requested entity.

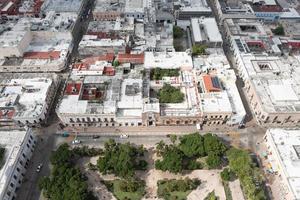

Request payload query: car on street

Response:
[72,139,81,144]
[120,134,129,139]
[36,163,43,172]
[92,135,100,139]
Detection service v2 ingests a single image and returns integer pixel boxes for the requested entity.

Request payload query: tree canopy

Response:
[206,153,222,169]
[155,133,227,172]
[203,133,227,156]
[157,178,200,200]
[150,68,180,80]
[192,45,207,55]
[179,133,205,157]
[39,144,95,200]
[227,148,266,200]
[158,84,184,103]
[272,24,284,35]
[173,26,184,39]
[155,145,183,173]
[97,139,147,178]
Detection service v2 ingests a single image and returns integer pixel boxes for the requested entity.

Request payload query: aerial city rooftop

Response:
[0,0,300,199]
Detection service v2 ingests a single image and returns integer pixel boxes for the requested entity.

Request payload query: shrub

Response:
[158,84,184,103]
[173,26,184,38]
[220,168,233,181]
[206,153,222,169]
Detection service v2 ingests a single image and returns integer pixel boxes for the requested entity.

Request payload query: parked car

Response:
[72,139,81,144]
[120,134,129,139]
[36,163,43,172]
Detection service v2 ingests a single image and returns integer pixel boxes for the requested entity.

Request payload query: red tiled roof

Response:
[117,53,145,64]
[103,67,115,76]
[81,53,114,64]
[86,32,119,39]
[0,109,15,120]
[203,75,222,93]
[0,0,19,15]
[246,40,265,48]
[23,51,61,59]
[252,5,283,12]
[65,83,82,95]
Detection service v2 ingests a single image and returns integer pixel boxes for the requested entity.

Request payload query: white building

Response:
[193,49,246,125]
[264,129,300,200]
[0,31,32,59]
[0,128,36,200]
[78,35,126,57]
[224,18,300,126]
[0,74,59,127]
[0,31,73,72]
[190,17,223,47]
[144,52,193,70]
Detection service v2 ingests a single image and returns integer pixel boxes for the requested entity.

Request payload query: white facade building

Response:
[190,17,223,47]
[0,74,59,127]
[0,128,36,200]
[265,129,300,200]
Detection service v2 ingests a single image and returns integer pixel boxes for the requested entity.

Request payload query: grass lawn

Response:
[157,179,200,200]
[104,180,145,200]
[222,181,233,200]
[158,187,191,200]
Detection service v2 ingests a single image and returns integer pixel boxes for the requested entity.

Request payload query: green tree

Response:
[272,24,284,35]
[113,60,120,67]
[173,26,184,38]
[226,148,252,177]
[192,45,207,55]
[203,133,227,156]
[179,133,205,157]
[50,143,73,166]
[39,144,96,200]
[186,159,202,170]
[97,140,147,178]
[220,168,232,181]
[170,134,177,144]
[158,84,184,103]
[156,140,166,156]
[155,145,183,173]
[206,153,222,169]
[226,148,267,200]
[151,68,180,80]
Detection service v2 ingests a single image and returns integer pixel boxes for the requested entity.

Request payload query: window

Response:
[7,191,11,196]
[13,175,17,180]
[10,183,14,188]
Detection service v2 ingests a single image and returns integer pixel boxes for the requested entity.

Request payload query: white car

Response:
[36,163,43,172]
[72,139,81,144]
[120,134,129,139]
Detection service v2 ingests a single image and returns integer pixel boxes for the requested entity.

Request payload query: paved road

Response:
[16,133,55,200]
[58,135,172,148]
